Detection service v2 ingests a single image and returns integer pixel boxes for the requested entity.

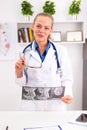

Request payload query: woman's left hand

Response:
[61,95,73,104]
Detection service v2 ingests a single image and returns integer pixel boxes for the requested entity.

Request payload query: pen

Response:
[58,125,63,130]
[24,125,63,130]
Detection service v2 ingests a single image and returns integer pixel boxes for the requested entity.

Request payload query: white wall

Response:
[0,0,87,110]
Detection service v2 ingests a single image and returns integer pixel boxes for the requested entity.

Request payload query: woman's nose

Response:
[39,27,45,32]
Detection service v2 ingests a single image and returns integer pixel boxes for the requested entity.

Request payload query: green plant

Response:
[68,0,81,15]
[21,0,34,16]
[42,0,56,15]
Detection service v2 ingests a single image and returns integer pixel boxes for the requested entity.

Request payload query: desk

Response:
[0,111,87,130]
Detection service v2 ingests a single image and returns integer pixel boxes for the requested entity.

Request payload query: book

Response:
[18,28,27,43]
[24,28,29,42]
[27,28,34,42]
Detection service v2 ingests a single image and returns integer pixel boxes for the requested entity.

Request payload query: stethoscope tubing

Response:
[22,41,61,70]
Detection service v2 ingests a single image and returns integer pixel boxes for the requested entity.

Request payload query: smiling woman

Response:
[15,12,73,111]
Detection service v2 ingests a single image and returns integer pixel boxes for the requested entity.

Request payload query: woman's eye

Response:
[36,25,50,30]
[45,27,49,30]
[36,25,41,28]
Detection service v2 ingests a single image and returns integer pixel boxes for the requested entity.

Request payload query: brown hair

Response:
[33,12,54,28]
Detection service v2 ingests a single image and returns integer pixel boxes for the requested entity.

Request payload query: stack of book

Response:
[18,27,34,43]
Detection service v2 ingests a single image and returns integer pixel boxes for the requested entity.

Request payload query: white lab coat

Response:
[15,41,73,111]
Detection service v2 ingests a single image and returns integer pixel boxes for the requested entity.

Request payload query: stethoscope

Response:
[22,41,61,74]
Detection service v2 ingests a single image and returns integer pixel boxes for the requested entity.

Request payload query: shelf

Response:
[54,41,85,44]
[53,21,85,43]
[16,21,85,44]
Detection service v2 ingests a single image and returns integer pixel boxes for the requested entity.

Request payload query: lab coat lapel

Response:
[45,45,55,60]
[29,50,41,62]
[28,42,55,62]
[29,41,41,62]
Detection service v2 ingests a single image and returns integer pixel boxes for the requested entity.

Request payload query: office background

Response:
[0,0,87,110]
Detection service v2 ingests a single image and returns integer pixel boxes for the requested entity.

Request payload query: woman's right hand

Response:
[15,57,26,78]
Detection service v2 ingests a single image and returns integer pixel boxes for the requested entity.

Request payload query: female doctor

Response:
[15,12,73,111]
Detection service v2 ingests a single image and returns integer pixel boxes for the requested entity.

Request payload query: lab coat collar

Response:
[45,42,56,60]
[28,40,56,61]
[29,41,41,62]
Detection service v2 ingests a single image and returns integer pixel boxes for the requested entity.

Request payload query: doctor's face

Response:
[32,16,53,44]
